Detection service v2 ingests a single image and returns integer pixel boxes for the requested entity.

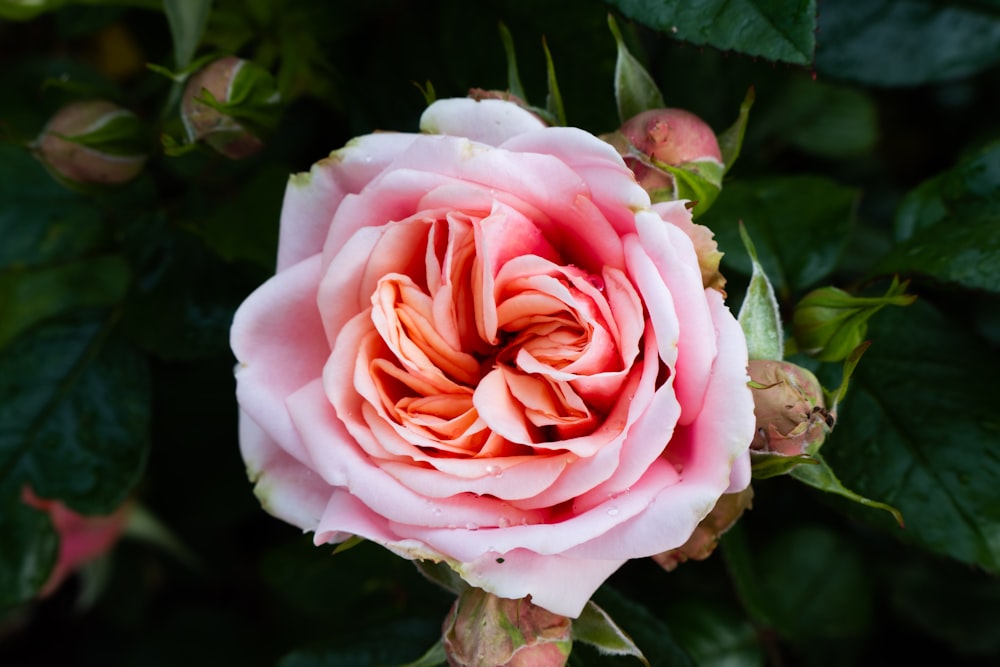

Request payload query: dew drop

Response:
[466,522,479,531]
[431,507,443,516]
[588,274,605,291]
[484,464,503,478]
[606,506,620,516]
[498,516,512,528]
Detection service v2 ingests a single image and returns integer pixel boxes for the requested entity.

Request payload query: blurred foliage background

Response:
[2,0,1000,665]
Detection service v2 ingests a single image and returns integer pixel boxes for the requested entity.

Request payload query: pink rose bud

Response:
[443,588,572,667]
[653,486,753,571]
[609,109,723,207]
[621,108,723,166]
[747,360,832,457]
[22,489,130,597]
[35,100,147,187]
[181,56,281,160]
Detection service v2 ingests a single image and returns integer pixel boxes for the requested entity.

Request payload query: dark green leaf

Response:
[606,0,817,65]
[879,215,1000,292]
[662,600,764,667]
[0,499,58,608]
[498,22,527,102]
[0,313,150,514]
[824,300,1000,571]
[0,255,130,351]
[0,144,109,270]
[700,176,858,296]
[278,619,443,667]
[816,0,1000,86]
[718,87,754,174]
[723,523,873,641]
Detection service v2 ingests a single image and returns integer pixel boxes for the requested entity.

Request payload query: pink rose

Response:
[23,489,129,597]
[231,98,754,617]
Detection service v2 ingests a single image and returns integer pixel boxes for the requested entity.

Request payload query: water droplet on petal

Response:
[588,274,605,291]
[466,522,479,531]
[498,516,511,528]
[432,507,443,516]
[606,506,620,516]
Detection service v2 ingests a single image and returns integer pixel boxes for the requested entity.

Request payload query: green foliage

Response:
[3,0,1000,665]
[816,0,1000,86]
[607,0,817,65]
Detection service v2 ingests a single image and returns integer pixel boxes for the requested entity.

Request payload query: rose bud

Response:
[747,360,832,457]
[793,282,915,362]
[181,56,281,160]
[22,489,130,597]
[34,100,147,187]
[653,486,753,571]
[607,108,724,214]
[443,587,572,667]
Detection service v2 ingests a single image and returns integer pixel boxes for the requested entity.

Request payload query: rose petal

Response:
[420,98,547,146]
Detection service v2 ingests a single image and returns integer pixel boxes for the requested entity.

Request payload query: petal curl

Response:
[420,98,547,146]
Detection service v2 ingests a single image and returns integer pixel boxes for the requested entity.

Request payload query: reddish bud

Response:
[653,486,753,571]
[748,360,832,457]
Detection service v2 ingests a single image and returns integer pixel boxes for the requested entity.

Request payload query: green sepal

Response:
[498,22,527,102]
[792,277,915,362]
[193,61,282,137]
[660,158,723,217]
[737,223,784,361]
[718,87,755,174]
[573,600,650,666]
[413,559,468,596]
[750,451,818,479]
[542,37,566,126]
[790,451,905,527]
[50,110,148,157]
[608,13,665,123]
[331,535,365,555]
[826,340,870,413]
[0,497,58,609]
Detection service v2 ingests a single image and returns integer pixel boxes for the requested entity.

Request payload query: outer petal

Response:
[277,133,418,270]
[232,254,329,466]
[420,98,547,146]
[239,411,330,531]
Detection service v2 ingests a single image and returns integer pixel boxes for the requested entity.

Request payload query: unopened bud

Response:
[35,100,147,187]
[653,486,753,571]
[748,360,831,457]
[22,488,130,597]
[181,56,280,159]
[443,587,572,667]
[793,282,915,362]
[608,108,724,212]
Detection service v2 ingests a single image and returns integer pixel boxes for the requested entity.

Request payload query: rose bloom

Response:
[231,98,754,617]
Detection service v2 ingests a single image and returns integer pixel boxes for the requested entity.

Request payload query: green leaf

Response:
[0,313,150,514]
[608,14,664,123]
[790,451,904,526]
[0,144,109,270]
[701,176,858,296]
[0,255,130,351]
[164,0,213,70]
[662,600,764,667]
[278,619,444,667]
[606,0,817,66]
[413,559,468,596]
[816,0,1000,86]
[736,223,784,361]
[0,498,58,608]
[722,523,874,642]
[390,640,447,667]
[574,600,649,666]
[823,300,1000,571]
